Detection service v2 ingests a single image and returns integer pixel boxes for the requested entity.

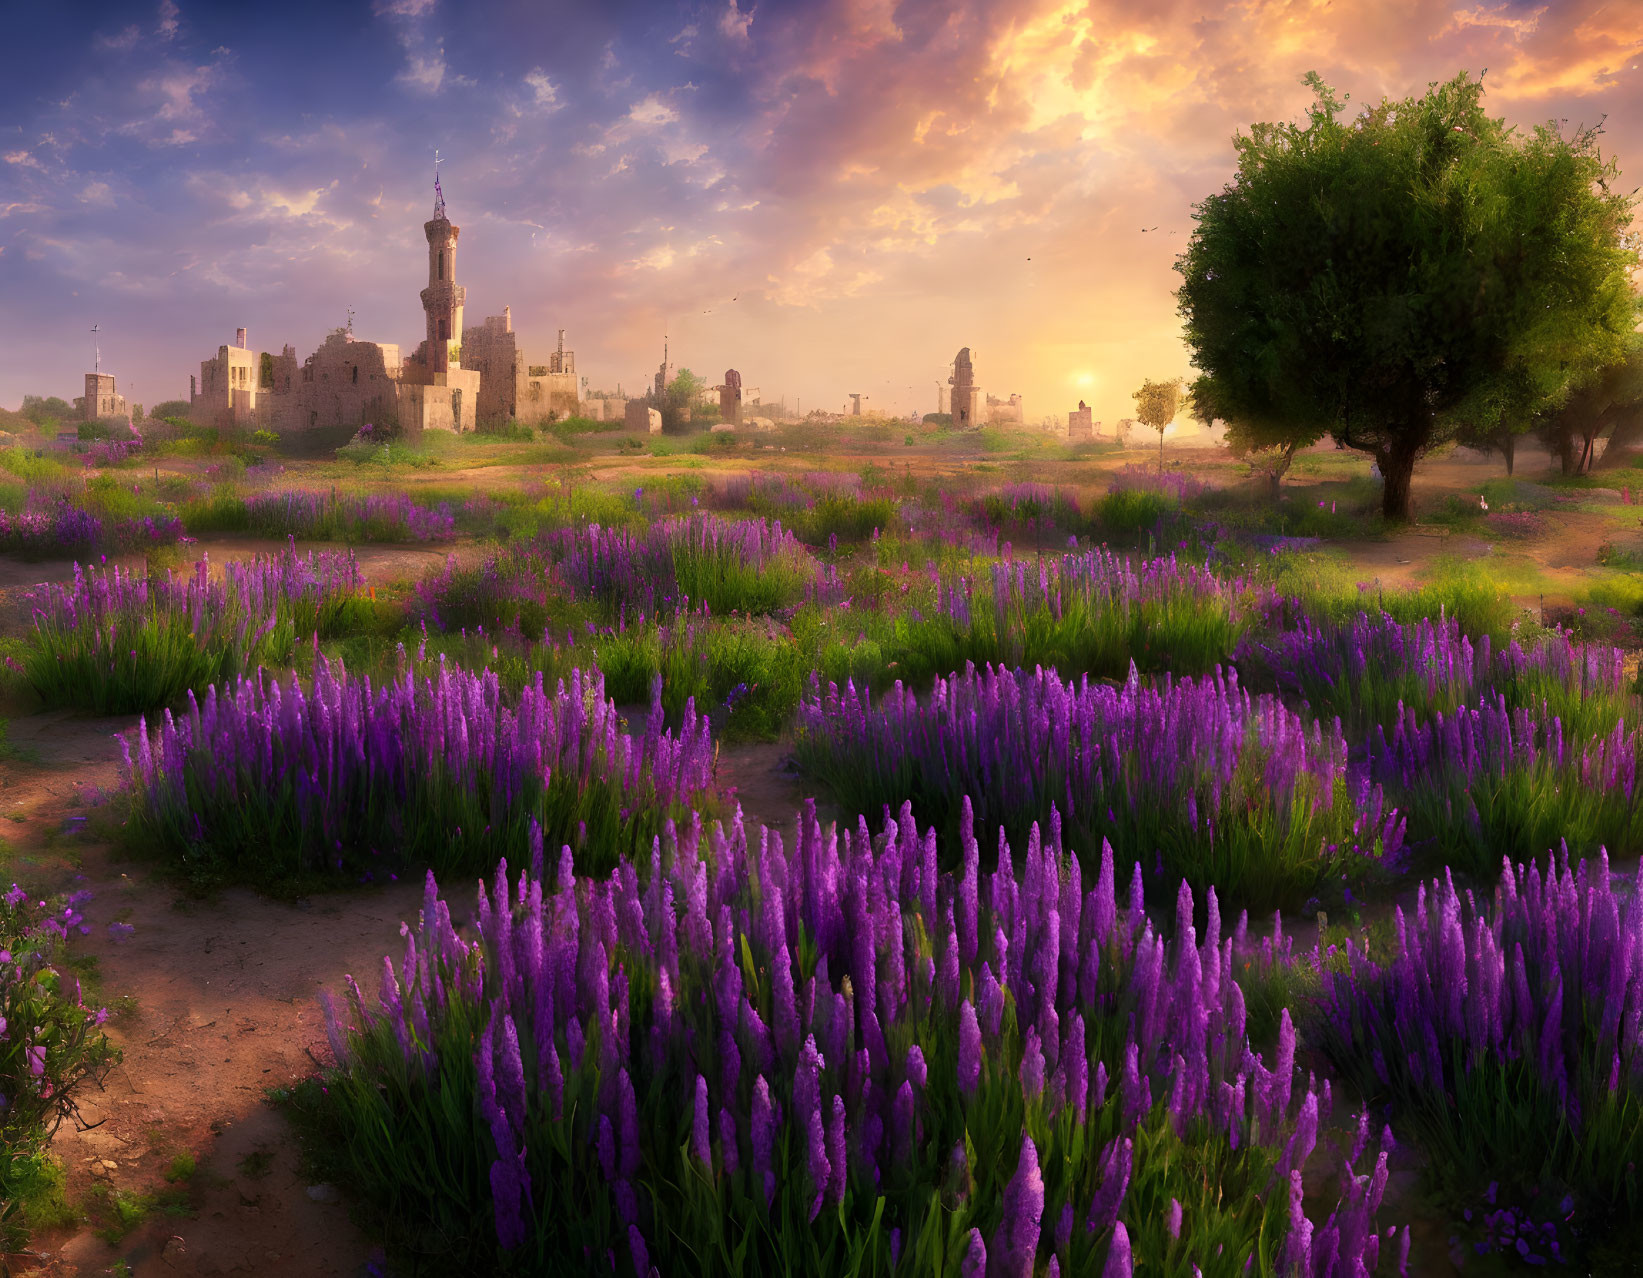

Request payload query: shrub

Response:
[1236,611,1633,738]
[243,489,457,542]
[548,513,813,619]
[1,885,119,1252]
[794,663,1404,912]
[120,659,715,885]
[1314,851,1643,1266]
[22,542,367,713]
[293,806,1403,1276]
[915,549,1257,682]
[1370,695,1643,876]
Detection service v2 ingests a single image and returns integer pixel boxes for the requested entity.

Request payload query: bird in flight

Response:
[1142,226,1158,233]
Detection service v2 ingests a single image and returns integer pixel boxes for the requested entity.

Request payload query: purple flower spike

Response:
[958,999,983,1093]
[960,1228,987,1278]
[692,1074,712,1171]
[991,1132,1044,1278]
[1102,1222,1133,1278]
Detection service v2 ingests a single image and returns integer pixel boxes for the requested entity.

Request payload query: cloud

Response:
[97,25,142,51]
[79,181,116,208]
[1438,3,1547,40]
[157,0,180,39]
[374,0,468,95]
[629,95,680,125]
[523,68,561,111]
[720,1,754,45]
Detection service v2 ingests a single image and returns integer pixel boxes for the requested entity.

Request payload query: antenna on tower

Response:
[346,307,355,335]
[433,149,446,219]
[90,323,101,374]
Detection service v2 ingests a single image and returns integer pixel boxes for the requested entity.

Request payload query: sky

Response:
[2,0,1641,427]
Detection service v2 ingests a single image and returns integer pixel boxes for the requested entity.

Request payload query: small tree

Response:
[1532,342,1643,474]
[1177,71,1640,521]
[1134,377,1182,475]
[655,367,704,434]
[1226,418,1319,493]
[20,395,74,425]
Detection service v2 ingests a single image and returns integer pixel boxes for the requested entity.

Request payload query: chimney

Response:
[236,327,247,348]
[502,305,511,332]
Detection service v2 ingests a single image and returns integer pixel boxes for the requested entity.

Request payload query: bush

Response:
[795,663,1405,912]
[1236,611,1634,738]
[121,659,715,886]
[1314,851,1643,1267]
[547,513,813,619]
[22,543,369,713]
[1370,694,1643,876]
[1,885,119,1252]
[290,806,1402,1276]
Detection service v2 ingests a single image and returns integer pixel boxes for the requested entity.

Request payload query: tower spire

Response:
[433,149,446,219]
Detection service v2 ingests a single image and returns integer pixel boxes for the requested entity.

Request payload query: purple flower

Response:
[958,999,982,1093]
[1102,1222,1133,1278]
[990,1133,1044,1278]
[692,1074,712,1170]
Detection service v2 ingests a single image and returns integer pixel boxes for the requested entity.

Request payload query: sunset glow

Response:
[3,0,1639,422]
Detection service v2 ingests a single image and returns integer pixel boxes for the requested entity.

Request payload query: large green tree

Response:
[1177,71,1640,521]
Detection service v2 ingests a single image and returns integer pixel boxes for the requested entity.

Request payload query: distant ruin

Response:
[187,180,579,436]
[949,348,981,428]
[719,369,743,426]
[1068,401,1093,439]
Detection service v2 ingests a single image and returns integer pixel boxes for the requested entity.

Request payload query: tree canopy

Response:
[1176,70,1641,520]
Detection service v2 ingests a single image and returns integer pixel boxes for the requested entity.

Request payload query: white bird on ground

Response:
[1480,495,1489,511]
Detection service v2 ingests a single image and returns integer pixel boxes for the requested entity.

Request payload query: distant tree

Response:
[149,400,191,422]
[260,352,275,389]
[921,412,953,428]
[1177,70,1640,521]
[1226,417,1317,493]
[20,395,74,425]
[1133,377,1182,474]
[656,367,704,434]
[1532,342,1643,474]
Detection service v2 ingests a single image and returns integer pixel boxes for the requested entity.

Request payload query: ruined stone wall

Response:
[461,315,519,424]
[269,331,401,433]
[398,367,480,434]
[1068,402,1093,439]
[193,338,264,428]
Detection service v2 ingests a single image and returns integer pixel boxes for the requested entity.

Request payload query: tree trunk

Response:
[1557,434,1577,475]
[1158,429,1165,478]
[1503,436,1515,476]
[1379,446,1418,522]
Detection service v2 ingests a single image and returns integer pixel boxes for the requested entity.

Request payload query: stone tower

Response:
[949,347,981,428]
[719,368,743,425]
[421,178,466,374]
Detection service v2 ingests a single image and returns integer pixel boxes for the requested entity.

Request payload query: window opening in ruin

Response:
[438,250,444,281]
[352,365,358,384]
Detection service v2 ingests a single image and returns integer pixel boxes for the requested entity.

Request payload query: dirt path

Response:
[0,713,418,1278]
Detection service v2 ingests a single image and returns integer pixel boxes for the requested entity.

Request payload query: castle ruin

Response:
[187,178,579,436]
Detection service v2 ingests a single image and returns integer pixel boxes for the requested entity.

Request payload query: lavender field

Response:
[6,417,1643,1278]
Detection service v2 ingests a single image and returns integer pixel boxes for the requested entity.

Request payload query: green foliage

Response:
[1,891,120,1252]
[19,395,74,425]
[149,400,191,422]
[1178,70,1642,520]
[1093,488,1179,543]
